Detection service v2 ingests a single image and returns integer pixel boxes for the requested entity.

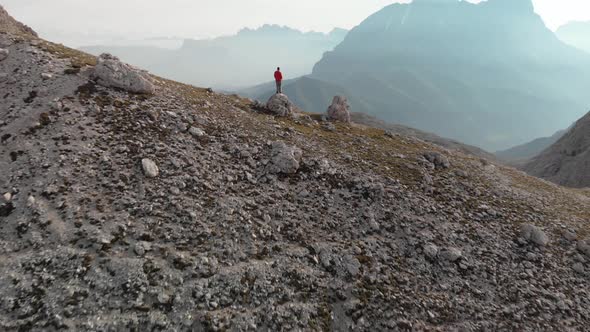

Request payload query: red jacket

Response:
[274,70,283,81]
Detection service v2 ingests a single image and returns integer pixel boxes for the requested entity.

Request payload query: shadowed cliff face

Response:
[303,0,590,151]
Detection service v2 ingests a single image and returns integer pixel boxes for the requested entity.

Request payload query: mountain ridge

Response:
[81,24,347,89]
[556,20,590,53]
[291,0,590,151]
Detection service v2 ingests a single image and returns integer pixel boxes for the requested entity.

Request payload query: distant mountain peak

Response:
[483,0,534,12]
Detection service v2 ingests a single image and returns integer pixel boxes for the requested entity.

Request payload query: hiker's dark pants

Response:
[276,80,282,94]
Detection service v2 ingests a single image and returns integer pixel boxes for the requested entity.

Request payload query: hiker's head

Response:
[277,67,280,71]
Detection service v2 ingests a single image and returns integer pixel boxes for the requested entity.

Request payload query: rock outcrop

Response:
[524,111,590,188]
[92,53,155,94]
[266,93,294,117]
[0,5,38,37]
[326,95,351,123]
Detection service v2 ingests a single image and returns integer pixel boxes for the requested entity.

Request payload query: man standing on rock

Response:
[274,67,283,94]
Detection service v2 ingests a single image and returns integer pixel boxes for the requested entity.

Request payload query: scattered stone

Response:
[439,247,462,262]
[266,93,294,117]
[572,262,585,274]
[423,244,439,260]
[423,151,450,169]
[134,242,151,256]
[266,141,302,174]
[169,187,181,195]
[0,202,14,217]
[0,48,8,61]
[562,230,577,242]
[577,240,590,257]
[41,72,52,80]
[326,95,351,123]
[142,158,159,178]
[343,255,361,277]
[520,224,549,246]
[322,122,336,132]
[3,192,11,202]
[93,53,155,94]
[189,127,205,137]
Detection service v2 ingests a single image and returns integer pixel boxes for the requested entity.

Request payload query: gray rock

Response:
[326,95,351,123]
[134,242,151,256]
[423,152,450,169]
[343,255,361,277]
[572,262,585,274]
[0,48,8,61]
[93,53,155,94]
[322,122,336,131]
[41,73,52,80]
[266,141,302,174]
[520,224,549,246]
[577,240,590,257]
[142,158,159,178]
[563,230,577,242]
[266,93,294,117]
[423,244,439,260]
[439,247,462,262]
[189,127,205,137]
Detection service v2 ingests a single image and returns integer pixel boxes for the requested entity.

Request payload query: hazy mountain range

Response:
[556,21,590,53]
[495,128,567,164]
[248,0,590,151]
[80,25,347,89]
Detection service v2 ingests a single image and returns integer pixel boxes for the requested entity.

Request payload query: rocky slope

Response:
[351,113,497,162]
[524,111,590,188]
[0,5,37,37]
[2,19,590,332]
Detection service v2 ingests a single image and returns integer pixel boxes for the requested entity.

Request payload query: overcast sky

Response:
[3,0,590,47]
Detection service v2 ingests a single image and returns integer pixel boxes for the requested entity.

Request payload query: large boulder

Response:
[93,53,155,94]
[266,141,302,174]
[266,93,294,117]
[326,95,351,123]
